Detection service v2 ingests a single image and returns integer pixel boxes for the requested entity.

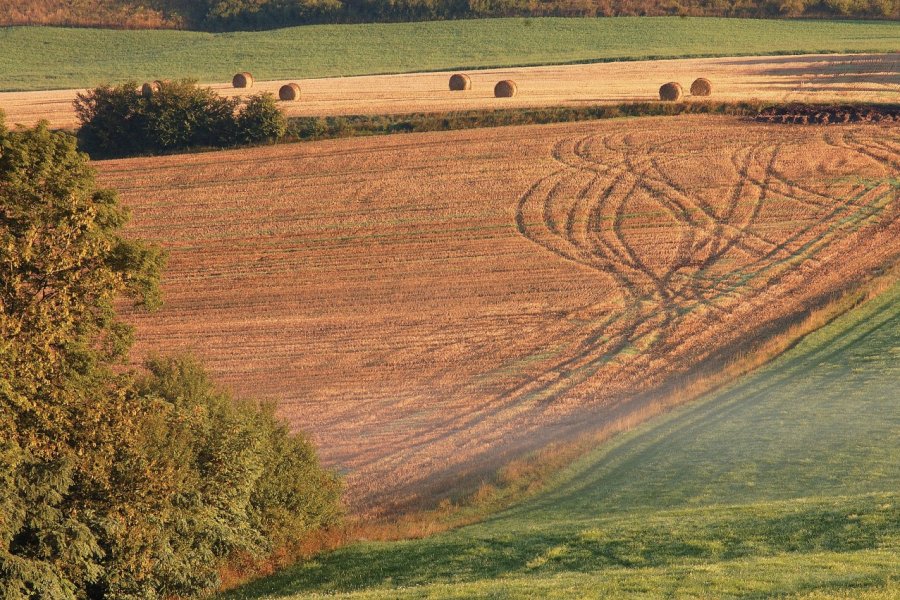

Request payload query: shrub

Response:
[140,79,238,151]
[236,93,287,144]
[75,80,286,158]
[74,82,146,157]
[116,356,343,598]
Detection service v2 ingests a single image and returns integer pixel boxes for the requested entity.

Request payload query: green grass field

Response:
[222,277,900,599]
[1,17,898,92]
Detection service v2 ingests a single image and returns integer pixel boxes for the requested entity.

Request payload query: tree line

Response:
[2,0,896,30]
[198,0,900,29]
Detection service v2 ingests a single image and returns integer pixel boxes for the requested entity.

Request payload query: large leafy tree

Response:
[0,115,341,599]
[0,116,165,598]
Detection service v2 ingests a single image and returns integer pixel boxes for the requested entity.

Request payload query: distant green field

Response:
[223,277,900,599]
[1,17,898,92]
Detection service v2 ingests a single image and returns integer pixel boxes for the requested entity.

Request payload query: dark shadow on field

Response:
[223,495,899,598]
[224,278,900,599]
[749,82,899,93]
[493,300,900,522]
[717,53,900,68]
[723,53,900,88]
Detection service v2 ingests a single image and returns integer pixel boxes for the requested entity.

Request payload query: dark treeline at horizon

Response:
[1,0,897,31]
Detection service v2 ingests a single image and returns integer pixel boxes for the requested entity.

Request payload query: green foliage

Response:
[75,80,285,158]
[4,0,895,30]
[139,80,238,151]
[2,18,899,93]
[223,279,900,599]
[0,115,341,598]
[285,100,780,143]
[95,356,342,599]
[236,93,287,145]
[0,116,166,599]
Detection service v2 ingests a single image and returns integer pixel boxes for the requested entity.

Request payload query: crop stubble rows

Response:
[101,116,899,513]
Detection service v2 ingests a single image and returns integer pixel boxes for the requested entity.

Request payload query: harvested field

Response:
[3,53,898,130]
[101,116,900,514]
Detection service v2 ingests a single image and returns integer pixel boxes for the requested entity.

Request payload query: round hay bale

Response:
[279,83,301,102]
[449,73,471,91]
[659,82,683,101]
[494,80,517,98]
[141,81,159,98]
[690,77,712,97]
[233,72,254,89]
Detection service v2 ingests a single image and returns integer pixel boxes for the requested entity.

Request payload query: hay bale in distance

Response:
[659,82,683,101]
[690,77,712,97]
[141,81,160,98]
[449,74,471,91]
[233,72,254,88]
[279,83,301,101]
[494,80,517,98]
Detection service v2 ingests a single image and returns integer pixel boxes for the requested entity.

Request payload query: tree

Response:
[0,115,166,598]
[777,0,809,15]
[0,114,341,599]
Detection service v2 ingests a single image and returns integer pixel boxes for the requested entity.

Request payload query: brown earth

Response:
[3,53,897,130]
[101,116,900,515]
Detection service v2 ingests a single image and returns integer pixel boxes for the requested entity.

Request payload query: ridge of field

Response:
[103,115,900,514]
[222,275,900,599]
[1,18,899,92]
[3,53,898,131]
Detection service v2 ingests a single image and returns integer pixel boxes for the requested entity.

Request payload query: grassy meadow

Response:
[1,17,899,91]
[222,277,900,599]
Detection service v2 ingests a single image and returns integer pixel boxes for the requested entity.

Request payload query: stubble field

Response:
[101,116,899,514]
[2,53,898,130]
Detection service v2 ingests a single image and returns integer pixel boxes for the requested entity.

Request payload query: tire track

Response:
[336,124,900,505]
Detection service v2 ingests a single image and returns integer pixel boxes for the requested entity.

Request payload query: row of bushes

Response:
[75,80,286,158]
[2,0,897,29]
[287,100,775,141]
[72,78,900,160]
[0,114,342,599]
